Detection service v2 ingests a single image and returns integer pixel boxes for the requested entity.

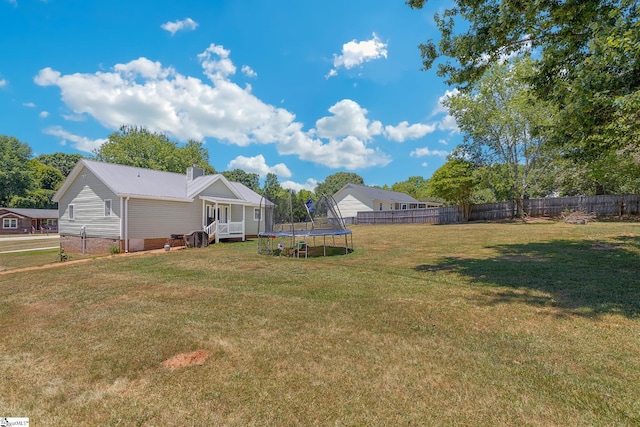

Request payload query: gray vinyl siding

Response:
[244,206,262,235]
[127,198,201,239]
[200,180,238,199]
[58,167,121,238]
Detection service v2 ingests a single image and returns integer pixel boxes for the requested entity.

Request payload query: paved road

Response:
[0,235,59,242]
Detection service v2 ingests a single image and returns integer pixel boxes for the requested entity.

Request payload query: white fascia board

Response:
[120,194,193,203]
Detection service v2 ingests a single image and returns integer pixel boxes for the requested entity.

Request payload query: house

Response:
[332,183,433,223]
[0,207,58,235]
[52,159,273,254]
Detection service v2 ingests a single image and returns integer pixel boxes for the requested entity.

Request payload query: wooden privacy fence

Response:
[355,194,640,225]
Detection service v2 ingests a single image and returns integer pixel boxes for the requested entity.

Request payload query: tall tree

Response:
[426,158,477,221]
[391,176,430,200]
[314,172,364,197]
[407,0,640,184]
[444,58,557,216]
[0,135,33,206]
[37,152,84,176]
[222,169,260,192]
[94,125,215,174]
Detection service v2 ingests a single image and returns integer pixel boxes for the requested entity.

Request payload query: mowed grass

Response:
[1,220,639,425]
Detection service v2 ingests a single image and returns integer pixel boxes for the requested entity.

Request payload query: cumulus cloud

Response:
[23,102,36,107]
[43,126,107,153]
[241,65,257,78]
[384,121,436,142]
[34,44,402,170]
[326,33,388,78]
[431,88,460,134]
[281,178,318,192]
[161,18,198,35]
[227,154,291,178]
[0,78,7,87]
[410,147,449,158]
[437,114,459,133]
[432,88,460,115]
[39,111,49,118]
[314,99,382,141]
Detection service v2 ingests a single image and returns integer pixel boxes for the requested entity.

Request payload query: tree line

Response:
[1,127,372,224]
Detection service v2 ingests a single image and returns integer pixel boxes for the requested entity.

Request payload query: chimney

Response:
[187,164,205,181]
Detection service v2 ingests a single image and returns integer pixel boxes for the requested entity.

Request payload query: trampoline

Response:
[257,194,354,257]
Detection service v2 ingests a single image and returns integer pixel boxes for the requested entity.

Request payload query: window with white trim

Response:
[3,218,18,229]
[254,208,261,221]
[401,204,407,210]
[68,204,75,220]
[104,199,112,217]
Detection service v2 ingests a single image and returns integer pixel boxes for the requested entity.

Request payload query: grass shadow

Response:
[415,236,640,318]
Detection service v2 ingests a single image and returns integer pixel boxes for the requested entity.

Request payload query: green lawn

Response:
[1,220,639,425]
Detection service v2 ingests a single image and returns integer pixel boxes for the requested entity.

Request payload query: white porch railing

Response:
[204,221,217,236]
[203,221,244,239]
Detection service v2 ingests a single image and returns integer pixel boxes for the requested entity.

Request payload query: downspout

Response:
[124,196,130,253]
[202,199,206,230]
[120,196,124,252]
[215,202,219,244]
[242,203,246,241]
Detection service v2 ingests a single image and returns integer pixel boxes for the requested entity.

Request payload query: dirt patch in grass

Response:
[161,350,208,370]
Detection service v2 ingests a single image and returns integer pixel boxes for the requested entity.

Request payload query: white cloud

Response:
[384,121,436,142]
[23,102,36,107]
[34,44,394,170]
[421,162,428,167]
[314,99,382,141]
[241,65,257,78]
[227,154,291,178]
[0,78,7,87]
[326,33,388,78]
[62,113,86,122]
[432,88,460,115]
[161,18,198,35]
[438,139,448,145]
[410,147,449,158]
[198,43,237,81]
[281,178,318,192]
[438,114,459,133]
[39,111,49,118]
[43,126,107,153]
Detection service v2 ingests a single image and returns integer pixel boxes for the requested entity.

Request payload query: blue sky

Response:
[1,0,460,191]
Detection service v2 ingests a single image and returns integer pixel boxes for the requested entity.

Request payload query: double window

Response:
[2,218,18,229]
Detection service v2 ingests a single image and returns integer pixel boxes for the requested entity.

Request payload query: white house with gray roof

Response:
[53,159,272,254]
[332,183,431,223]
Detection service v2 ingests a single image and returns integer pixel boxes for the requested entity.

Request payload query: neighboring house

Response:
[52,159,273,254]
[0,207,58,235]
[332,183,434,223]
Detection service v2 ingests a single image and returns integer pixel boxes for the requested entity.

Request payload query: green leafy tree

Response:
[263,173,290,223]
[407,0,640,189]
[37,152,84,176]
[391,176,430,200]
[0,135,33,206]
[427,158,477,221]
[222,169,260,192]
[314,172,364,197]
[9,160,64,209]
[94,125,215,174]
[444,58,557,216]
